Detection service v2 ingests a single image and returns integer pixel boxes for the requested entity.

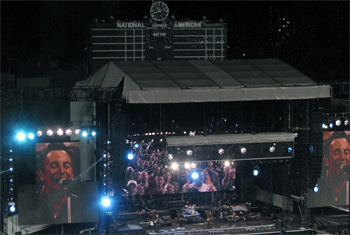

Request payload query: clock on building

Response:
[150,1,169,22]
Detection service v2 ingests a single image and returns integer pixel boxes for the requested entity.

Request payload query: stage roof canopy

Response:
[75,59,330,103]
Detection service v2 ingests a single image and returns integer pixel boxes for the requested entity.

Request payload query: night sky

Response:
[1,1,349,82]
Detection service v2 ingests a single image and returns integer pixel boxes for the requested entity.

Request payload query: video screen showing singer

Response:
[36,142,81,224]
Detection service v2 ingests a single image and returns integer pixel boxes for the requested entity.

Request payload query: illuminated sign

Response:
[174,21,202,28]
[116,21,145,29]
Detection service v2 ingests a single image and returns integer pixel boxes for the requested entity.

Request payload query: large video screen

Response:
[19,142,99,225]
[123,140,237,196]
[309,131,349,207]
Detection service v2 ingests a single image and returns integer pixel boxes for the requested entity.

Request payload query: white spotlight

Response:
[184,162,190,169]
[171,163,179,170]
[224,161,230,166]
[47,129,53,136]
[36,130,43,136]
[241,147,247,154]
[335,119,341,126]
[186,150,193,156]
[65,129,72,135]
[270,146,275,152]
[345,119,349,125]
[191,163,196,168]
[75,129,81,135]
[218,148,224,154]
[57,128,64,136]
[167,154,173,160]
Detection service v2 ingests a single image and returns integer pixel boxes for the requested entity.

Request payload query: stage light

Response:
[288,147,293,153]
[184,162,190,169]
[127,153,134,160]
[65,129,72,135]
[186,150,193,156]
[253,165,259,176]
[167,154,173,160]
[91,131,97,137]
[9,167,13,171]
[293,133,298,138]
[191,163,196,168]
[313,185,319,193]
[191,172,199,180]
[134,143,139,148]
[75,129,81,135]
[345,119,349,125]
[57,128,63,136]
[218,148,224,154]
[329,123,334,128]
[309,145,314,153]
[171,163,179,170]
[189,131,195,136]
[16,132,26,142]
[241,147,247,154]
[224,161,230,166]
[269,146,275,152]
[82,131,88,137]
[47,129,53,136]
[107,140,111,144]
[101,197,111,208]
[322,123,327,129]
[9,158,13,162]
[28,133,35,140]
[335,119,341,126]
[9,204,16,213]
[37,130,43,136]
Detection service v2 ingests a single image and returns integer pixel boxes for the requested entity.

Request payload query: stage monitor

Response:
[308,131,349,208]
[19,142,99,225]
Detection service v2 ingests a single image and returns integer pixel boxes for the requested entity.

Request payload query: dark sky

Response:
[1,1,349,81]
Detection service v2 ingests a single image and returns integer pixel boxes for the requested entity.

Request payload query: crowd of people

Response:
[123,138,237,196]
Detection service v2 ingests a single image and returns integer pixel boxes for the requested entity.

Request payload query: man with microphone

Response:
[37,142,79,223]
[321,131,350,205]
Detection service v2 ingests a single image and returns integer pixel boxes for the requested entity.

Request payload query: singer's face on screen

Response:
[327,138,350,182]
[42,150,74,192]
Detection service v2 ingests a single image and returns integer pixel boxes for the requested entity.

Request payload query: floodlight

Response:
[335,119,341,126]
[171,162,179,170]
[57,128,64,136]
[65,129,72,135]
[191,172,199,180]
[101,197,111,207]
[16,132,26,142]
[75,129,81,135]
[28,133,35,140]
[47,129,53,136]
[82,131,88,137]
[127,153,134,160]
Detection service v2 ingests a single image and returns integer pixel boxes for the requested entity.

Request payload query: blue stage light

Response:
[253,169,259,176]
[16,132,26,142]
[309,145,314,153]
[28,133,35,140]
[313,185,319,193]
[91,131,97,137]
[82,131,88,137]
[288,147,293,153]
[101,197,111,207]
[191,172,199,180]
[9,205,16,213]
[127,153,134,160]
[134,143,139,148]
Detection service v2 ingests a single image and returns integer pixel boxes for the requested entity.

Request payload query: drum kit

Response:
[184,204,196,215]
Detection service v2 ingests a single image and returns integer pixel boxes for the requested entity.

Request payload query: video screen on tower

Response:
[19,142,99,225]
[308,131,350,208]
[123,139,237,196]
